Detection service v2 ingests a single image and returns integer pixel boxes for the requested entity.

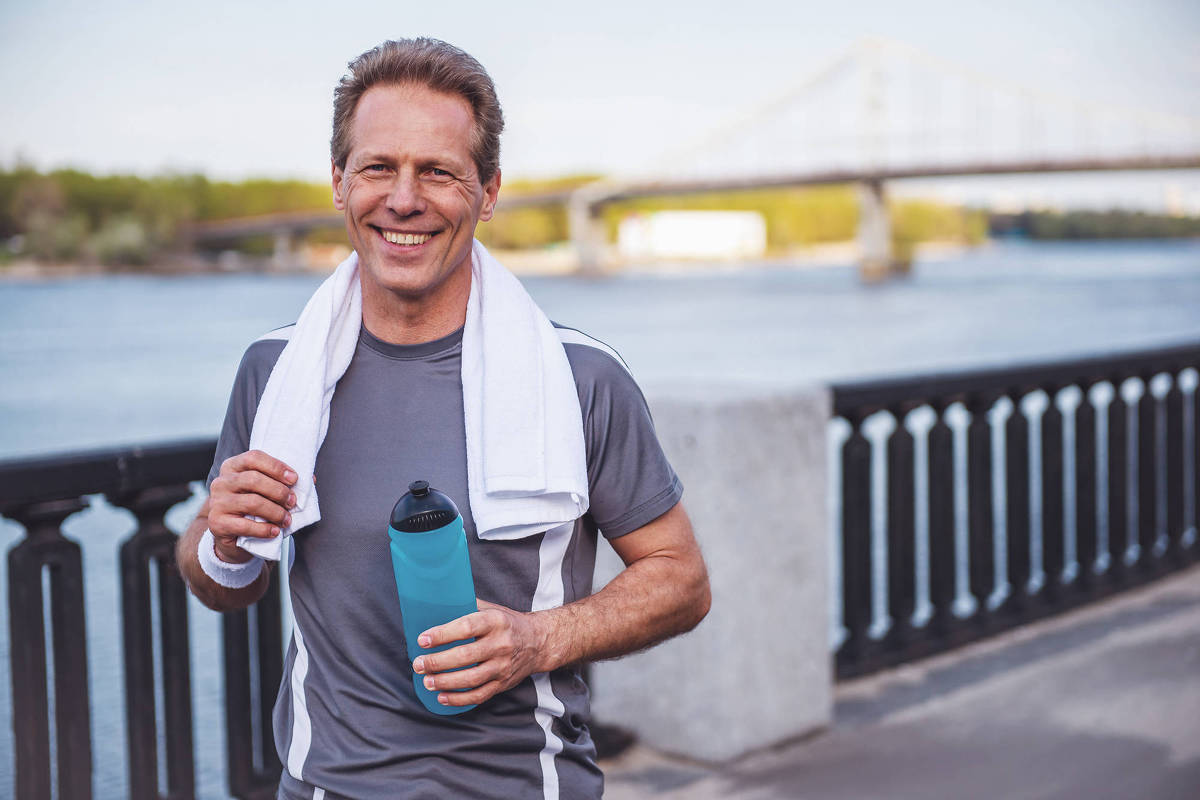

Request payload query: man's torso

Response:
[210,323,681,800]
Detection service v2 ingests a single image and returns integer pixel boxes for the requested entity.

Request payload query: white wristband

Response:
[198,529,264,589]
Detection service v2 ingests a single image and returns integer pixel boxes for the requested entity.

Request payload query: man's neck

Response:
[359,271,471,345]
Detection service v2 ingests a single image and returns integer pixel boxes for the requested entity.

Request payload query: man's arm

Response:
[413,501,710,707]
[175,450,297,613]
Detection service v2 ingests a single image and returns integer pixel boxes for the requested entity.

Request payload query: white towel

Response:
[237,252,361,559]
[237,241,589,560]
[463,240,589,540]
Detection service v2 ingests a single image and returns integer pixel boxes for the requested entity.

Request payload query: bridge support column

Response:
[856,179,894,282]
[568,192,607,277]
[271,230,295,272]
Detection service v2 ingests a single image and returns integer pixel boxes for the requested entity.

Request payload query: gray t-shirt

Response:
[208,322,682,800]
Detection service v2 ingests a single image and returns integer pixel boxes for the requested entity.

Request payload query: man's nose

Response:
[386,170,425,216]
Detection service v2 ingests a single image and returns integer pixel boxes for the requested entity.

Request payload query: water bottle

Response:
[388,480,478,715]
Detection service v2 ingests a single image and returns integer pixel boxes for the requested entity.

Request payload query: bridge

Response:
[184,38,1200,277]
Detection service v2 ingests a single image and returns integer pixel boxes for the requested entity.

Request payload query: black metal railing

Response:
[0,439,280,800]
[831,343,1200,678]
[5,342,1200,795]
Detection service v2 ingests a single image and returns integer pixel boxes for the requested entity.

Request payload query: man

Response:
[177,38,710,800]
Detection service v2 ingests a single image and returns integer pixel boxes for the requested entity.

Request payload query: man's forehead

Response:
[346,83,475,161]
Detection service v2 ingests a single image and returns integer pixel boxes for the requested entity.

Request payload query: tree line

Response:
[4,165,1190,270]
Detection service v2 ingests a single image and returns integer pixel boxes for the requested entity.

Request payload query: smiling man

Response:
[176,38,710,800]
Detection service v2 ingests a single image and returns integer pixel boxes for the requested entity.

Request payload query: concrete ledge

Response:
[592,383,832,763]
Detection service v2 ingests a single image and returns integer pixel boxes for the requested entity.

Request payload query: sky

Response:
[2,0,1199,210]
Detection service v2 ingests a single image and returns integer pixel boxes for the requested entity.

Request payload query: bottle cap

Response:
[391,481,460,532]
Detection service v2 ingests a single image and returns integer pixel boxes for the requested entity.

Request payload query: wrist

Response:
[532,606,576,673]
[213,537,253,564]
[199,529,264,589]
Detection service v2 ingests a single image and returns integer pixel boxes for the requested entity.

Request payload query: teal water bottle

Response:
[388,480,478,715]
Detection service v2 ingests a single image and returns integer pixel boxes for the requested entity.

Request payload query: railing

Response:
[5,342,1200,796]
[831,343,1200,678]
[0,440,280,800]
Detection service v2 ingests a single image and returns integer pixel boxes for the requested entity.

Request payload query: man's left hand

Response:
[412,599,552,707]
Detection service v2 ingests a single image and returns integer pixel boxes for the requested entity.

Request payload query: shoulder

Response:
[553,322,633,384]
[237,324,293,373]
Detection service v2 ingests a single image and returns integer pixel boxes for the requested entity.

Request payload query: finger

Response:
[211,515,283,540]
[418,611,492,650]
[228,470,296,508]
[222,450,298,485]
[421,662,493,693]
[213,493,291,527]
[413,639,488,675]
[436,679,504,708]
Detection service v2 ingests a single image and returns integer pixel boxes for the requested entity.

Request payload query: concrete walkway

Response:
[601,563,1200,799]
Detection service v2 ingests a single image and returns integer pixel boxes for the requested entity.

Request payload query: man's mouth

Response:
[379,229,434,246]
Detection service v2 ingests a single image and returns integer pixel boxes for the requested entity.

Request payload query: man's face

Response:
[333,83,500,309]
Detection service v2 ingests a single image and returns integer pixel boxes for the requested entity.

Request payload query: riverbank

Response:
[0,238,1017,281]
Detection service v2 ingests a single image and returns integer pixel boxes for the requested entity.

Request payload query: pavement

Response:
[600,562,1200,799]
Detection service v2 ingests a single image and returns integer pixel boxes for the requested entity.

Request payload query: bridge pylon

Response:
[855,178,896,282]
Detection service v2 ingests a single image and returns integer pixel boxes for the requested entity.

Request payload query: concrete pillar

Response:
[567,188,609,277]
[592,383,833,762]
[271,229,295,272]
[856,179,893,282]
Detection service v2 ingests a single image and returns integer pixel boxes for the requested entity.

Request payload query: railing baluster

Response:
[885,406,917,651]
[1137,375,1157,571]
[967,393,995,624]
[837,416,873,674]
[6,498,93,800]
[1075,381,1099,592]
[1165,372,1185,564]
[1004,391,1031,615]
[1193,367,1200,559]
[115,485,197,800]
[1107,381,1129,584]
[223,578,284,799]
[1041,386,1065,603]
[927,402,956,636]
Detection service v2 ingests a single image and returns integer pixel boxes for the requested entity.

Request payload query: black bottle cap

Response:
[391,481,460,532]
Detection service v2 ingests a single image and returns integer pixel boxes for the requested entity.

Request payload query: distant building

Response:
[618,211,767,261]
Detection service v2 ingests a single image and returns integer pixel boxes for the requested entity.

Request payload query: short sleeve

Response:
[563,338,683,539]
[206,338,287,488]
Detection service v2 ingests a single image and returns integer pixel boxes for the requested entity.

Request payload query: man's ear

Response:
[478,169,501,222]
[332,159,346,211]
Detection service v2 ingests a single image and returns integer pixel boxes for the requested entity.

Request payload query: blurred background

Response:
[1,1,1198,798]
[1,0,1198,456]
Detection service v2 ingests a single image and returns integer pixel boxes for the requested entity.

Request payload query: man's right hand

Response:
[207,449,298,563]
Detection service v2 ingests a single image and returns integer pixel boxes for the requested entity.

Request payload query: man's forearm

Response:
[532,503,710,673]
[176,498,272,613]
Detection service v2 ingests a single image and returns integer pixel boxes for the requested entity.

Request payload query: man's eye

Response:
[366,164,389,172]
[430,168,453,178]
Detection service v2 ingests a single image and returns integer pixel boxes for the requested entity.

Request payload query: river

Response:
[1,239,1198,797]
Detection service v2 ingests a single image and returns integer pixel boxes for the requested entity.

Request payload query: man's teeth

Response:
[382,231,432,245]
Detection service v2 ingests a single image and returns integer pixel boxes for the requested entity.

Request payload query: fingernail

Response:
[412,657,424,673]
[438,694,448,705]
[284,470,298,483]
[424,677,435,690]
[288,493,296,507]
[272,527,281,536]
[284,513,292,526]
[418,634,431,648]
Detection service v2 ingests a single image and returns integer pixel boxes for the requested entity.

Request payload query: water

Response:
[1,239,1198,797]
